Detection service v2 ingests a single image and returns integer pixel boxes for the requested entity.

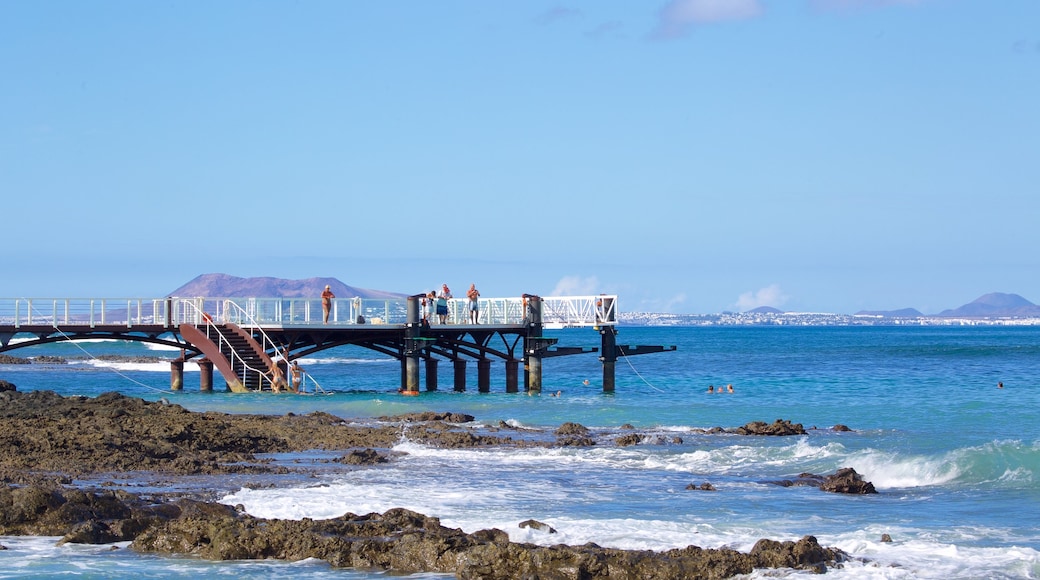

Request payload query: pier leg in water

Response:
[478,359,491,393]
[425,358,438,391]
[505,360,519,393]
[599,326,617,393]
[527,356,542,393]
[170,360,183,391]
[199,359,214,392]
[454,360,467,392]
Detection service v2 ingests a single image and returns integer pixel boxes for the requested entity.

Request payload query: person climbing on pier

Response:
[321,285,335,324]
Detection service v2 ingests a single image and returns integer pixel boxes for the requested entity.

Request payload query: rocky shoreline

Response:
[0,387,866,578]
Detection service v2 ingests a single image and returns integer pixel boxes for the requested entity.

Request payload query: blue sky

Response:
[3,0,1038,314]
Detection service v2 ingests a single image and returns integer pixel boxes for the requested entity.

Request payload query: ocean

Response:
[1,325,1038,579]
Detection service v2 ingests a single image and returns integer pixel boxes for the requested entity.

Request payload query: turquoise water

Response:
[1,326,1039,578]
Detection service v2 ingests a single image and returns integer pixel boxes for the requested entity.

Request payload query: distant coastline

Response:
[619,311,1040,327]
[166,275,1040,327]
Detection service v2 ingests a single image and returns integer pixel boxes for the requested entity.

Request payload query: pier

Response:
[0,295,675,394]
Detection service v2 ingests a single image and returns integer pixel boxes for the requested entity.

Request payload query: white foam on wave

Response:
[76,360,199,373]
[845,450,960,489]
[220,439,1040,578]
[142,343,180,351]
[816,529,1040,580]
[297,357,394,365]
[847,439,1039,490]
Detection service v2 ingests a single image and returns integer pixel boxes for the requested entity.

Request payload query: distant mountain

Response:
[169,273,407,300]
[854,308,924,318]
[936,293,1040,318]
[747,306,783,314]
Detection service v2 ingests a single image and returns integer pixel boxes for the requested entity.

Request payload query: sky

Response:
[3,0,1038,315]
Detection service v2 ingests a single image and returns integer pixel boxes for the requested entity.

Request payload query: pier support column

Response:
[599,326,617,393]
[425,358,438,391]
[401,294,423,395]
[404,355,420,394]
[477,359,491,393]
[453,360,467,392]
[505,360,519,393]
[527,355,542,393]
[170,360,184,391]
[199,359,214,392]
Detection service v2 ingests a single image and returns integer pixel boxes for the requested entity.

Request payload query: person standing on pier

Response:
[466,283,480,324]
[321,285,335,324]
[437,284,451,324]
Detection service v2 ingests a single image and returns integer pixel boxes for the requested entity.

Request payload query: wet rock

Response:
[750,535,845,574]
[0,355,30,365]
[0,380,15,392]
[379,412,475,423]
[132,504,846,578]
[767,468,877,494]
[686,482,716,491]
[518,519,557,533]
[555,422,590,436]
[819,467,877,494]
[29,355,67,364]
[832,424,852,432]
[615,433,642,447]
[0,390,505,477]
[335,449,390,465]
[558,436,596,447]
[1,486,848,577]
[734,419,806,436]
[881,533,893,543]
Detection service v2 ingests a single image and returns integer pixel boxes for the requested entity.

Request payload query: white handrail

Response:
[0,295,620,329]
[220,299,282,358]
[178,299,270,392]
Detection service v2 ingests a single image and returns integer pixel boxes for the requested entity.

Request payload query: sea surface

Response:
[1,325,1038,579]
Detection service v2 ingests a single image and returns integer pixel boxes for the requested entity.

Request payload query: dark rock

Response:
[735,419,807,436]
[555,422,590,436]
[557,436,596,447]
[881,533,892,543]
[379,412,475,423]
[750,535,845,574]
[0,381,15,392]
[0,390,511,476]
[615,434,642,447]
[335,449,390,465]
[819,468,877,494]
[832,424,852,432]
[29,355,67,364]
[518,519,557,533]
[767,468,877,494]
[686,483,716,491]
[0,484,847,577]
[0,355,30,365]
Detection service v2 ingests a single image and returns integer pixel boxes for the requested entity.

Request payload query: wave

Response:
[849,440,1039,489]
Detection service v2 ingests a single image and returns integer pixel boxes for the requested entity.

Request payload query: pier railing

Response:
[0,295,619,330]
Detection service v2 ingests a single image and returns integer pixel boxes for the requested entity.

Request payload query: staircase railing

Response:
[179,298,269,391]
[220,299,284,359]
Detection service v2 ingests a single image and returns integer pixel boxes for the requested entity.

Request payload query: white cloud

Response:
[654,0,763,38]
[735,284,788,311]
[551,275,600,296]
